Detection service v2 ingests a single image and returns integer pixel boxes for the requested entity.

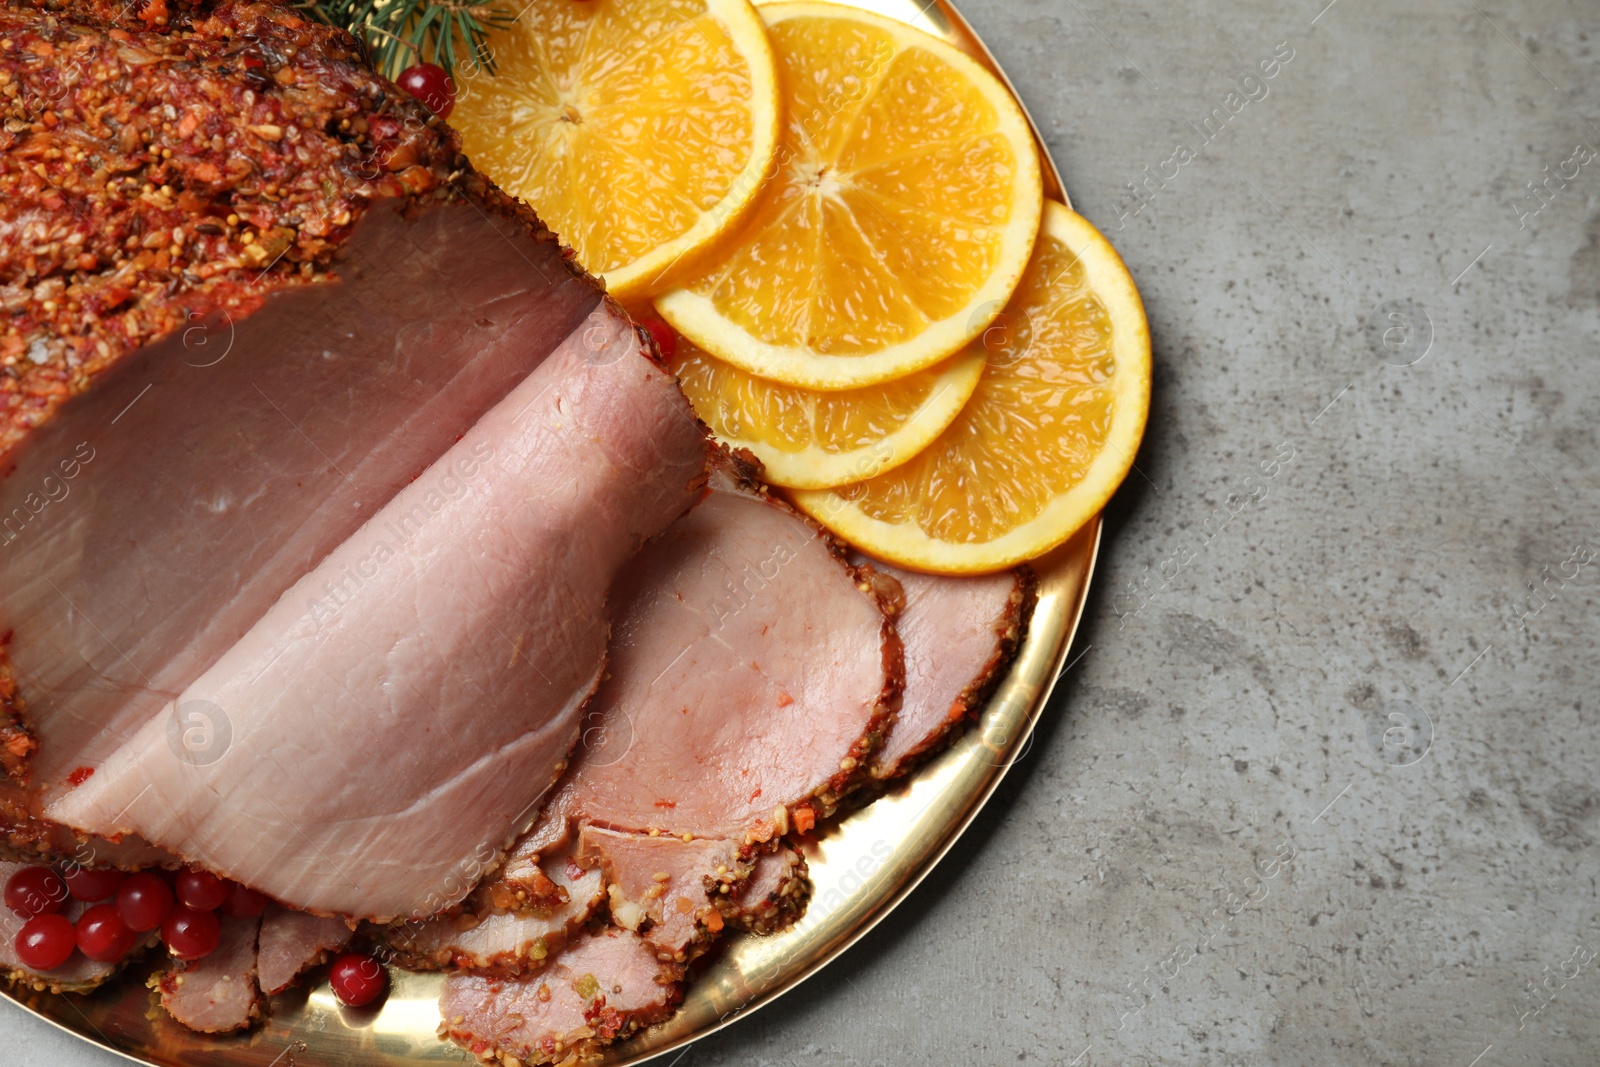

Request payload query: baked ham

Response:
[868,563,1035,778]
[256,906,352,995]
[0,0,598,821]
[441,929,680,1065]
[721,844,809,934]
[48,306,707,919]
[0,0,709,919]
[384,848,605,977]
[157,914,262,1033]
[0,0,1043,1052]
[576,824,742,957]
[524,472,902,856]
[435,472,896,1062]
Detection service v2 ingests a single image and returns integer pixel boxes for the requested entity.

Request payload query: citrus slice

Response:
[670,336,985,489]
[451,0,780,302]
[791,202,1151,574]
[653,0,1043,389]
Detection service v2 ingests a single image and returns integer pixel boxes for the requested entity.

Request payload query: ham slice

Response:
[722,845,809,934]
[869,564,1034,778]
[0,199,599,808]
[528,476,901,854]
[441,929,679,1066]
[385,856,604,977]
[0,0,599,814]
[438,476,900,1060]
[47,307,708,919]
[576,825,743,957]
[255,906,352,996]
[157,915,262,1034]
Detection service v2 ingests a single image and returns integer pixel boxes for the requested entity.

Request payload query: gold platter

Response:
[0,0,1100,1062]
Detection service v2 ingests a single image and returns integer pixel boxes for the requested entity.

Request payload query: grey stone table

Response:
[6,0,1598,1064]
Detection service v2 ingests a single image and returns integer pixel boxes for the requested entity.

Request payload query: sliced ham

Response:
[439,476,899,1061]
[441,929,679,1066]
[529,476,902,854]
[869,564,1035,778]
[255,906,352,996]
[0,1,599,814]
[47,307,708,920]
[576,825,743,958]
[157,915,262,1034]
[722,845,809,935]
[384,857,604,978]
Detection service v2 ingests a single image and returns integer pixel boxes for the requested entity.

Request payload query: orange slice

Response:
[654,0,1043,388]
[670,337,984,489]
[791,202,1151,573]
[451,0,780,302]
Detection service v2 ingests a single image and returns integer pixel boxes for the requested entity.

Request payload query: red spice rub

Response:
[0,0,576,456]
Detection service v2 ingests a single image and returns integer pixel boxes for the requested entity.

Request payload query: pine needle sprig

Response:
[302,0,517,80]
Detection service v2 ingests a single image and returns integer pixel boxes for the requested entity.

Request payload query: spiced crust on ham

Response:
[507,452,906,869]
[718,844,809,935]
[440,929,683,1067]
[868,562,1037,779]
[0,0,624,872]
[379,847,606,979]
[0,0,589,453]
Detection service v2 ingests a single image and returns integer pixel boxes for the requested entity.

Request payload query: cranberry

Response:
[116,872,174,932]
[161,906,221,960]
[76,903,136,963]
[174,869,228,911]
[328,951,388,1007]
[638,317,677,362]
[15,913,76,970]
[219,882,269,920]
[62,866,125,902]
[4,866,66,919]
[395,63,455,120]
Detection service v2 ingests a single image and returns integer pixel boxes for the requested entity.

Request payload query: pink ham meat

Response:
[528,478,901,854]
[0,200,600,809]
[0,860,156,992]
[385,854,604,977]
[256,906,352,996]
[47,307,708,920]
[869,564,1034,779]
[576,825,743,957]
[0,0,602,820]
[157,915,262,1034]
[441,929,679,1066]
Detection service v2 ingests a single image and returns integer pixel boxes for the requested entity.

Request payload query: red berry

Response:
[15,913,76,970]
[328,952,388,1007]
[76,903,136,963]
[4,866,66,919]
[116,872,174,933]
[637,318,677,362]
[219,882,269,920]
[62,866,125,902]
[174,869,227,911]
[161,906,221,960]
[395,63,455,120]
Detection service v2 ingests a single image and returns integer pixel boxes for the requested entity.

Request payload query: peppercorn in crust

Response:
[0,0,575,456]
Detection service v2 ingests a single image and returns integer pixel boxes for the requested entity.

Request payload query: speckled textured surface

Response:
[6,0,1599,1064]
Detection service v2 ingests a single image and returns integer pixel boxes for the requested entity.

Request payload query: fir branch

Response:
[301,0,515,80]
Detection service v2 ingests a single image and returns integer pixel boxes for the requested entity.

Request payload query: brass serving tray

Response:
[1,0,1099,1062]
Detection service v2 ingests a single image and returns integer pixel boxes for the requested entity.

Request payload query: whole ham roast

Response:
[0,0,1036,1056]
[0,0,707,920]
